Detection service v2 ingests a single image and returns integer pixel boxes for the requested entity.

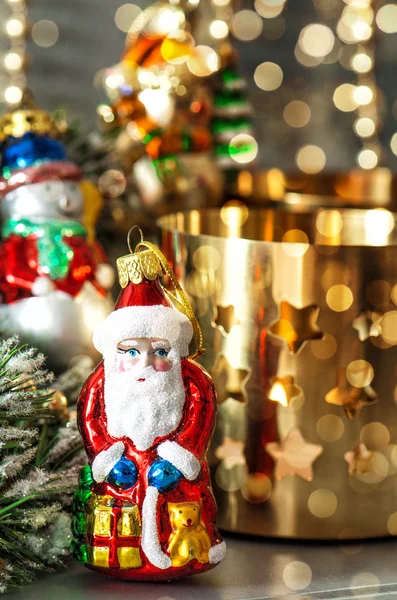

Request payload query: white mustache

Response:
[111,364,173,381]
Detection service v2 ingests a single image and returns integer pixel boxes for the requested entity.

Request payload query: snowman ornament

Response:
[0,105,114,372]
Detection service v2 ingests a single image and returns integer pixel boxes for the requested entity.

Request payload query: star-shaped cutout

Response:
[211,305,240,336]
[344,442,375,476]
[325,368,378,420]
[352,311,381,342]
[269,301,323,354]
[268,376,304,408]
[215,436,246,470]
[211,354,250,404]
[266,428,323,481]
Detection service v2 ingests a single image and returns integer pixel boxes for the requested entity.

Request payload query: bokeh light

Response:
[299,24,335,58]
[357,148,378,169]
[187,45,219,77]
[354,117,376,138]
[296,145,326,174]
[114,4,141,33]
[209,19,229,39]
[333,83,359,112]
[4,85,22,104]
[283,101,311,128]
[229,134,258,164]
[31,20,59,48]
[376,4,397,34]
[231,10,263,41]
[254,62,283,91]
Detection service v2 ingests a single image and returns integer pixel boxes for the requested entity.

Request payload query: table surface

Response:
[7,535,397,600]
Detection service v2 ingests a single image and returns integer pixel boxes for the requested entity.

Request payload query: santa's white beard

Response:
[103,360,186,451]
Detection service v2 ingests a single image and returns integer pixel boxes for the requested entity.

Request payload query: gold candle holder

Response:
[159,206,397,539]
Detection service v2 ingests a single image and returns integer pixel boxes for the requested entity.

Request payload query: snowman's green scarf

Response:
[2,218,87,280]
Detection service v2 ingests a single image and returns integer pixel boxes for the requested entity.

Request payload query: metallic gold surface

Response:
[87,504,113,537]
[168,502,211,567]
[90,546,110,568]
[117,547,142,569]
[0,107,62,140]
[117,249,163,287]
[159,207,397,539]
[117,505,141,538]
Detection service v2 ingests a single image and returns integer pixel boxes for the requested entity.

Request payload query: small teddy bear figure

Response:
[167,502,212,568]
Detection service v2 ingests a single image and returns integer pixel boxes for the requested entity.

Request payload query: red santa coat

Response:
[77,356,223,580]
[0,233,107,303]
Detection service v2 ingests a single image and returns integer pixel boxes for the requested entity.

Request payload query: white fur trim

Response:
[31,276,55,296]
[157,440,200,480]
[141,486,172,570]
[209,541,227,564]
[91,441,124,483]
[93,305,193,357]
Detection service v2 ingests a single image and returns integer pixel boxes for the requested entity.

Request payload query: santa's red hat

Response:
[93,258,193,358]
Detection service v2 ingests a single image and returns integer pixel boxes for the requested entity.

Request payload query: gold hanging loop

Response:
[127,225,144,254]
[135,239,205,359]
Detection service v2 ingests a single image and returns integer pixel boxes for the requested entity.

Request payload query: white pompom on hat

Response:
[93,277,193,357]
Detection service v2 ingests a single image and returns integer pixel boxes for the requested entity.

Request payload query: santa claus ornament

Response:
[0,101,114,372]
[72,228,226,580]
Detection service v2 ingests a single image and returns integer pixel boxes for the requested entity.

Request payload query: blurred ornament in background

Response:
[0,94,114,373]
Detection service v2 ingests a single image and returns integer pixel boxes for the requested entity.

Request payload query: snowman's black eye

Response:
[179,510,182,514]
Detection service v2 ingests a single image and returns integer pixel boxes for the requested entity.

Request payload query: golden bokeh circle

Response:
[299,24,335,58]
[282,561,312,591]
[346,360,374,388]
[308,489,337,518]
[355,452,389,485]
[215,462,247,492]
[360,422,390,449]
[241,473,272,503]
[326,284,354,312]
[220,201,249,227]
[114,4,141,33]
[357,149,378,170]
[380,311,397,345]
[281,229,309,257]
[387,511,397,535]
[316,414,344,442]
[311,333,338,360]
[333,83,359,112]
[376,4,397,34]
[254,61,283,91]
[231,10,263,41]
[187,46,219,77]
[296,145,326,174]
[316,210,343,237]
[192,245,221,273]
[283,101,311,128]
[354,117,375,138]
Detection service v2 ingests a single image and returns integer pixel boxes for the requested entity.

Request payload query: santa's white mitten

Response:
[157,440,200,480]
[31,276,56,296]
[95,263,115,291]
[92,441,125,483]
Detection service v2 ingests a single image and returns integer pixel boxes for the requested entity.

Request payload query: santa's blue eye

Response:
[154,349,168,357]
[127,348,139,357]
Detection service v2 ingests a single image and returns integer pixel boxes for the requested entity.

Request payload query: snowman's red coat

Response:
[77,356,223,579]
[0,233,107,303]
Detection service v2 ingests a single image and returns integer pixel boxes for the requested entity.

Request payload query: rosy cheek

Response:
[116,355,139,373]
[153,358,172,372]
